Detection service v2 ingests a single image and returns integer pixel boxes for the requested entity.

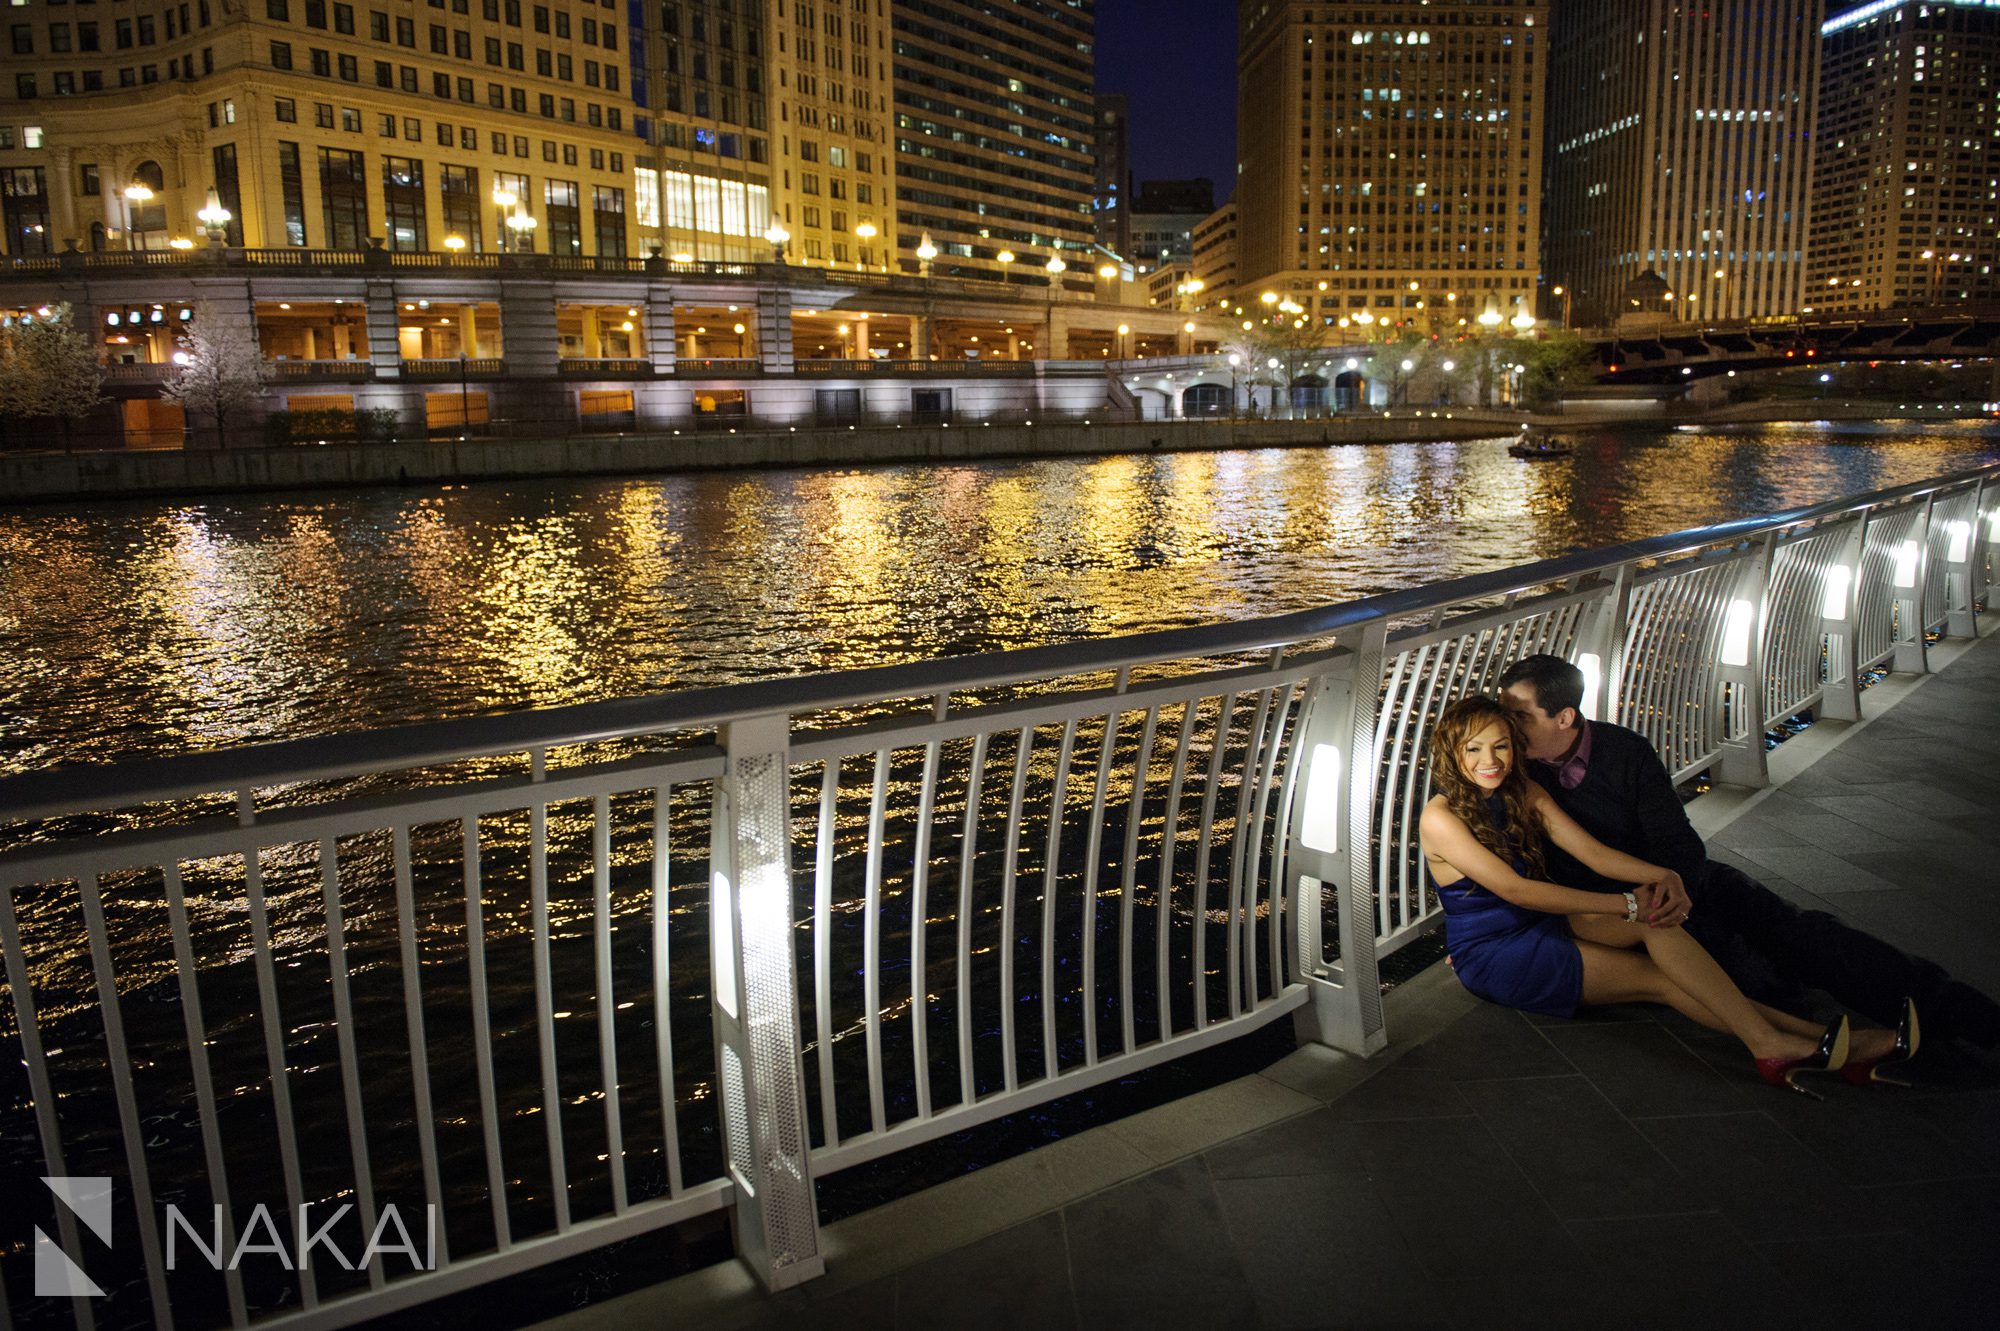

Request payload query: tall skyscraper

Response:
[1093,91,1131,261]
[1235,0,1546,333]
[891,0,1096,284]
[1809,0,2000,313]
[766,0,896,272]
[1542,0,1821,326]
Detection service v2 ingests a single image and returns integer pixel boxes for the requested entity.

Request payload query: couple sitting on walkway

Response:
[1419,654,2000,1096]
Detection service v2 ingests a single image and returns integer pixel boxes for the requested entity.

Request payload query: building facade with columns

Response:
[3,248,1228,444]
[1234,0,1547,335]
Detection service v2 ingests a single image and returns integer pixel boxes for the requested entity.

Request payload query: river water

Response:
[5,421,1997,778]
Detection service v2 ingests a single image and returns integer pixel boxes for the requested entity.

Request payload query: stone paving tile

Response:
[1320,1061,1476,1123]
[1632,1112,1888,1241]
[1727,844,1905,894]
[1454,1074,1701,1221]
[1536,1021,1744,1119]
[1213,1170,1450,1331]
[1564,1211,1813,1331]
[890,1213,1078,1331]
[1392,1001,1576,1081]
[1062,1158,1261,1331]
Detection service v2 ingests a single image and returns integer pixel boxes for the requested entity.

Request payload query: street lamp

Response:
[1510,307,1536,334]
[995,248,1016,283]
[764,223,790,264]
[1045,252,1067,284]
[1551,285,1571,329]
[491,185,517,251]
[443,233,467,253]
[196,187,232,247]
[505,208,537,253]
[122,182,155,249]
[916,231,937,277]
[1712,268,1730,321]
[854,220,877,272]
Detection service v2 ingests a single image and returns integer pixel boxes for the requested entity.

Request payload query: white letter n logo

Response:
[35,1176,111,1298]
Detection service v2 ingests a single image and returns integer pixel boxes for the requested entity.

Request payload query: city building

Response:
[890,0,1096,287]
[0,0,777,262]
[1127,177,1212,277]
[1190,200,1237,309]
[1093,90,1130,262]
[1808,0,2000,313]
[1235,0,1547,334]
[765,0,897,273]
[1542,0,1821,326]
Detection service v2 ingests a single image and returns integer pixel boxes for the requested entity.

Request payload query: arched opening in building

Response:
[1289,374,1329,414]
[1182,382,1229,416]
[1333,369,1367,410]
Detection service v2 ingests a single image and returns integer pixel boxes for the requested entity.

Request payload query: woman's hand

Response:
[1644,870,1691,927]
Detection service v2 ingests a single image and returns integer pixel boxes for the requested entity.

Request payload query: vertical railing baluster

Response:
[527,792,571,1231]
[955,734,988,1107]
[0,886,96,1331]
[588,801,627,1213]
[1157,703,1197,1039]
[863,748,891,1133]
[812,760,839,1147]
[1190,695,1233,1030]
[650,786,684,1199]
[1118,706,1157,1052]
[910,740,941,1119]
[1081,712,1119,1063]
[463,819,511,1245]
[1244,684,1292,1006]
[998,730,1032,1090]
[243,849,318,1309]
[1041,719,1078,1082]
[1226,687,1275,1020]
[75,873,171,1328]
[162,862,249,1327]
[392,825,452,1249]
[320,838,385,1290]
[710,713,823,1290]
[1374,646,1422,940]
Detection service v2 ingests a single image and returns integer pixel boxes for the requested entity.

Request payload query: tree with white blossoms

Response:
[0,303,106,449]
[162,302,267,448]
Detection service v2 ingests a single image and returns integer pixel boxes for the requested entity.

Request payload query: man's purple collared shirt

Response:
[1543,719,1593,790]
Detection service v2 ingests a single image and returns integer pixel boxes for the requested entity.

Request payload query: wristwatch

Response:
[1622,891,1639,922]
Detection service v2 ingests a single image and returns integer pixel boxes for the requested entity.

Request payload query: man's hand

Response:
[1644,870,1691,927]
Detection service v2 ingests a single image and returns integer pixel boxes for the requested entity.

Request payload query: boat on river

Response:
[1508,430,1574,460]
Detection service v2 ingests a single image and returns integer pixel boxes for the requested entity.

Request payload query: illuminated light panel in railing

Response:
[1821,565,1853,621]
[1892,540,1922,589]
[1946,520,1973,564]
[1720,599,1756,668]
[1577,652,1603,720]
[1300,743,1342,853]
[1987,508,2000,541]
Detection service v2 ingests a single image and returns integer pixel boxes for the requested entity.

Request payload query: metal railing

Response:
[1,464,1994,1329]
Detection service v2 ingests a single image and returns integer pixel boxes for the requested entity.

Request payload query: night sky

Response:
[1095,0,1240,201]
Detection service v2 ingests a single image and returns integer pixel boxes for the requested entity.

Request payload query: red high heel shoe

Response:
[1756,1016,1850,1100]
[1841,999,1920,1088]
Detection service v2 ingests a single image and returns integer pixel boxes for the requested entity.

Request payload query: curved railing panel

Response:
[1,462,1994,1328]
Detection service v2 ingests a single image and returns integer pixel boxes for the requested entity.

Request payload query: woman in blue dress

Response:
[1418,696,1858,1096]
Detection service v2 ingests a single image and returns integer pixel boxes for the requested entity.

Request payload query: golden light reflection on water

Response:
[1,423,1995,776]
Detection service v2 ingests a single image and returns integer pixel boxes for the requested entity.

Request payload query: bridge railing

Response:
[1,465,1994,1330]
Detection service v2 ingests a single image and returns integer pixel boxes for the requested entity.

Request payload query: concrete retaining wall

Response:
[0,413,1526,503]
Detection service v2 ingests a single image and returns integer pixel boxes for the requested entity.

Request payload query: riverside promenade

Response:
[546,626,2000,1331]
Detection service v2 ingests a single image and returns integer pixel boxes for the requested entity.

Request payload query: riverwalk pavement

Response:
[542,626,2000,1331]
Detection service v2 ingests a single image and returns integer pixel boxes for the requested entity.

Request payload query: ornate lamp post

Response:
[505,208,537,253]
[122,183,155,251]
[764,223,790,264]
[491,185,517,253]
[196,187,232,247]
[995,248,1015,284]
[854,220,877,273]
[916,231,937,279]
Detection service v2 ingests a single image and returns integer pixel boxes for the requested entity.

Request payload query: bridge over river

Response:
[1,464,1996,1330]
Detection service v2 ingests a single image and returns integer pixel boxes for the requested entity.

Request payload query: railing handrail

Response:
[2,462,1993,830]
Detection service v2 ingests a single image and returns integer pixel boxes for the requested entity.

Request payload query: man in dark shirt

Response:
[1498,654,2000,1047]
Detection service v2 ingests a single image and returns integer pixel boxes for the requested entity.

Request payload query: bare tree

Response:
[1227,297,1338,417]
[162,302,267,448]
[0,303,106,449]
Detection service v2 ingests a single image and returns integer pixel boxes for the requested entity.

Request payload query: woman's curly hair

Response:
[1426,695,1547,879]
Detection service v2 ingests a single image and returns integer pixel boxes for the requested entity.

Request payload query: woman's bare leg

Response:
[1571,917,1820,1061]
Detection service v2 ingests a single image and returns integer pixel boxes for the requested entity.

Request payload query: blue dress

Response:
[1431,798,1583,1017]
